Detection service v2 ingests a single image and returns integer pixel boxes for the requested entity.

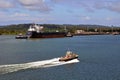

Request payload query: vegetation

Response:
[0,24,120,35]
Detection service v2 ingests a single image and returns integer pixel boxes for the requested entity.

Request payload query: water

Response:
[0,35,120,80]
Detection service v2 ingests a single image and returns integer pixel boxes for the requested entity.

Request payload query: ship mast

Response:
[64,26,67,32]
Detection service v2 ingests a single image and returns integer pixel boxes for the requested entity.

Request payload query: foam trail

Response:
[0,58,79,74]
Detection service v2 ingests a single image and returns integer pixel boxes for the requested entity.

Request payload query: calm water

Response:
[0,35,120,80]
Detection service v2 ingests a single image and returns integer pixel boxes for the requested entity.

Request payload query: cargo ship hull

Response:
[27,31,67,38]
[15,24,73,39]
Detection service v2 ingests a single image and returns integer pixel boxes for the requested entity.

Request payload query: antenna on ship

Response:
[67,48,70,51]
[64,26,66,30]
[64,26,67,32]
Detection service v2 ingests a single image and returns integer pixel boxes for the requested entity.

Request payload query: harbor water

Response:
[0,35,120,80]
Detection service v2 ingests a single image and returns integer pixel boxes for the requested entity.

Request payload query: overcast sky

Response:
[0,0,120,26]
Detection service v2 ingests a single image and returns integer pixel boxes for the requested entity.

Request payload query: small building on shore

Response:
[75,30,85,34]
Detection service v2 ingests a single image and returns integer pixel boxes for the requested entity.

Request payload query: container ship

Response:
[15,24,72,39]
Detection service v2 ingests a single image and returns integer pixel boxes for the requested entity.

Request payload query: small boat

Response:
[66,32,73,37]
[15,35,28,39]
[15,33,28,39]
[59,51,79,61]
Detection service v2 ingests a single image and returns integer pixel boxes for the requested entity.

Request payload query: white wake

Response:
[0,58,79,74]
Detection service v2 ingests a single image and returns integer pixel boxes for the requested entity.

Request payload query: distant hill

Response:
[0,23,120,35]
[0,23,111,29]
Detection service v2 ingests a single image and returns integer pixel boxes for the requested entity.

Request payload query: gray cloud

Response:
[1,0,120,13]
[51,0,120,13]
[19,0,41,6]
[51,0,97,12]
[0,0,14,9]
[95,1,120,13]
[18,0,52,12]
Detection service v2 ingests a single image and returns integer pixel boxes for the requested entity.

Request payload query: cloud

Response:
[95,1,120,13]
[0,0,14,9]
[11,12,29,17]
[0,12,7,18]
[0,0,120,26]
[84,16,91,20]
[110,2,120,12]
[19,0,42,6]
[51,0,95,11]
[51,0,120,13]
[0,0,52,12]
[0,11,52,24]
[106,17,112,21]
[79,0,120,13]
[0,12,29,21]
[18,0,52,12]
[1,0,120,13]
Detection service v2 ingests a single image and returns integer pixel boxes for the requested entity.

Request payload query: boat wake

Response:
[0,58,79,74]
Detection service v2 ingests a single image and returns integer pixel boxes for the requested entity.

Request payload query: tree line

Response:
[0,24,120,35]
